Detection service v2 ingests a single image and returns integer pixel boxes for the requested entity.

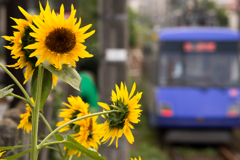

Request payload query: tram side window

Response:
[230,58,239,84]
[159,53,183,86]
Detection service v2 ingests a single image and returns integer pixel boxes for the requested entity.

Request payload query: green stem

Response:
[38,110,120,149]
[40,141,64,148]
[63,149,69,160]
[39,113,52,132]
[68,155,73,160]
[9,93,28,104]
[39,113,64,157]
[0,63,33,107]
[44,146,61,154]
[111,105,125,112]
[39,141,65,158]
[30,65,44,160]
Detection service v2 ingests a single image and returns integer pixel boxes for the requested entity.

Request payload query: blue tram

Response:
[149,27,240,143]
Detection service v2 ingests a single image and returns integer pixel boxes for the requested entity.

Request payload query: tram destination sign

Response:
[183,42,216,53]
[182,41,238,53]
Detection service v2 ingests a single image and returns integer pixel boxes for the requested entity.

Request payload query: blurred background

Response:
[1,0,240,159]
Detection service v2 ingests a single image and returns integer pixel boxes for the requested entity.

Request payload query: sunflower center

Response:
[45,28,76,53]
[22,26,38,68]
[106,100,129,129]
[28,114,32,123]
[69,110,81,129]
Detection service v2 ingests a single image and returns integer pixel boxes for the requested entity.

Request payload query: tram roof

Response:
[159,27,239,41]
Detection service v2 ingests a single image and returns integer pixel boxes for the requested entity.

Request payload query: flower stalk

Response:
[0,63,34,107]
[38,110,121,150]
[39,113,64,157]
[30,65,44,160]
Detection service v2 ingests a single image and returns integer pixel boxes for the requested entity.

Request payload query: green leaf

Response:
[0,84,14,98]
[0,145,29,150]
[39,135,57,144]
[42,60,81,91]
[5,149,30,160]
[55,134,105,160]
[31,68,52,111]
[55,134,64,141]
[55,130,76,141]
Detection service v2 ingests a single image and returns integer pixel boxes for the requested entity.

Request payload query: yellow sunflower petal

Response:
[18,6,32,23]
[97,102,110,110]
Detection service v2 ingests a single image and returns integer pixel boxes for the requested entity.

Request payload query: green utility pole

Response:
[98,0,129,159]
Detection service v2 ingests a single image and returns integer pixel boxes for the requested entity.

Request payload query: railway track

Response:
[219,146,240,160]
[169,146,240,160]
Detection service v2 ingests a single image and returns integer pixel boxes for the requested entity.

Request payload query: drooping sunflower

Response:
[17,98,35,134]
[18,105,32,133]
[25,2,95,70]
[98,82,142,148]
[0,151,6,160]
[2,6,58,86]
[56,96,89,132]
[2,7,37,84]
[68,116,102,157]
[17,105,32,133]
[131,156,142,160]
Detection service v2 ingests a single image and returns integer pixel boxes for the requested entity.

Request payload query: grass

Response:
[130,112,170,160]
[175,146,218,159]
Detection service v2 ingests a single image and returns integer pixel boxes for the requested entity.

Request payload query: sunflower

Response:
[24,2,95,70]
[2,7,37,84]
[2,6,58,86]
[131,156,142,160]
[56,96,89,132]
[17,98,34,134]
[0,151,6,160]
[68,116,102,157]
[57,96,102,157]
[98,82,142,148]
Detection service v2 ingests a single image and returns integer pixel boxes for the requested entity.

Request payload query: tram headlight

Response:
[159,103,173,117]
[227,104,240,118]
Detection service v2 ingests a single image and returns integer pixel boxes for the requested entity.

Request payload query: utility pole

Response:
[98,0,129,159]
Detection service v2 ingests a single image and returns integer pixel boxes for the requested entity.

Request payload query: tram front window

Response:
[159,52,239,87]
[159,53,183,86]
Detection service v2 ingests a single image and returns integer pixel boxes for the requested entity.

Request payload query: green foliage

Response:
[51,87,65,127]
[130,112,169,160]
[54,133,105,160]
[5,149,30,160]
[0,84,14,98]
[176,146,218,159]
[42,61,81,91]
[76,0,97,46]
[128,7,153,48]
[0,145,30,151]
[206,1,228,26]
[31,68,52,111]
[130,142,169,160]
[128,7,138,48]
